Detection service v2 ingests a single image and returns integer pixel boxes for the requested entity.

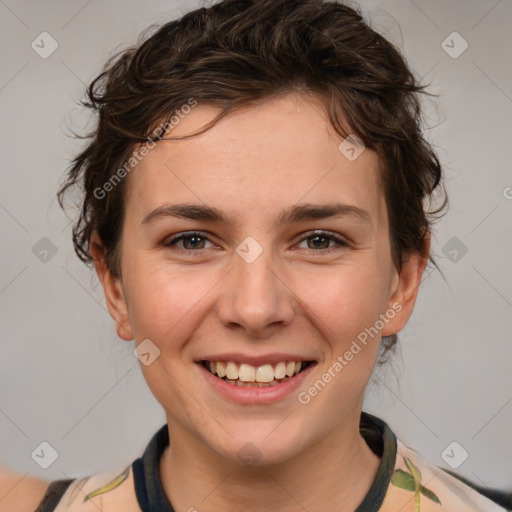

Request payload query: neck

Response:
[159,407,381,512]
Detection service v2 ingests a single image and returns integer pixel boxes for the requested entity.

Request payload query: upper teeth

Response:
[206,361,306,382]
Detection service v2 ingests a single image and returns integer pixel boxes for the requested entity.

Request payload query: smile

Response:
[201,360,314,387]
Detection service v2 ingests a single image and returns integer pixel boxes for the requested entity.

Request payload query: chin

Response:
[207,424,310,468]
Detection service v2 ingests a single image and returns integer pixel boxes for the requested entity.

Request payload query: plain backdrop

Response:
[1,0,511,492]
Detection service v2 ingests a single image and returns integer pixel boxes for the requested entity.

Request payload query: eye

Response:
[163,230,348,253]
[163,231,215,251]
[295,230,348,253]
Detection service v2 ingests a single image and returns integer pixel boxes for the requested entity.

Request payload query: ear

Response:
[381,232,430,336]
[90,231,134,341]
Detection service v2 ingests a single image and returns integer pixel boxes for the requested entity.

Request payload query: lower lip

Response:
[197,362,316,405]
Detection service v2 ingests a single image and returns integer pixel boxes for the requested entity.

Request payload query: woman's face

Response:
[95,93,424,465]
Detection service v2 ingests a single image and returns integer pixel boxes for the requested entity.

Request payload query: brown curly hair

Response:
[57,0,447,361]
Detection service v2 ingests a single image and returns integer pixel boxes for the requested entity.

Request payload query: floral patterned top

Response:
[35,412,511,511]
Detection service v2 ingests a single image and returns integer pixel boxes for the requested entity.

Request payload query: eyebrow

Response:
[141,202,372,228]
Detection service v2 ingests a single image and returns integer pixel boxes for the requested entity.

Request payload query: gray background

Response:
[1,0,511,493]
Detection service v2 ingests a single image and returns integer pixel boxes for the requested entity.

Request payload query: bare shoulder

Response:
[0,467,49,512]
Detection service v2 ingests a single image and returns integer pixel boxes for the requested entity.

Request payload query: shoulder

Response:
[33,464,141,512]
[0,467,49,512]
[33,423,168,512]
[380,439,510,511]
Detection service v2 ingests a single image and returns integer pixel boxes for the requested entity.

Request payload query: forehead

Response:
[125,93,386,231]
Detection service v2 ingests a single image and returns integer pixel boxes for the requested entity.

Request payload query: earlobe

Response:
[90,232,134,341]
[381,233,431,337]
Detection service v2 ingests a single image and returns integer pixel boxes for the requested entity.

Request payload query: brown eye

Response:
[296,231,348,252]
[163,232,214,250]
[307,234,331,250]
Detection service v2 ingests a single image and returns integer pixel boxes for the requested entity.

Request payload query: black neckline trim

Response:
[132,411,397,512]
[356,412,397,511]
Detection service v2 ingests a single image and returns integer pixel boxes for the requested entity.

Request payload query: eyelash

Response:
[163,230,348,254]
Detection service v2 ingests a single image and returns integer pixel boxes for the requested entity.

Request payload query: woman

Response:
[25,0,510,510]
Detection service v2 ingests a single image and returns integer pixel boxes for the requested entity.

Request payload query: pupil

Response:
[185,235,204,249]
[309,235,328,249]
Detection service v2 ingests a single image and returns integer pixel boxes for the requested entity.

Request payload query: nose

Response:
[216,244,296,337]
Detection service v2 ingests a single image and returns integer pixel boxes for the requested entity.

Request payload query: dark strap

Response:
[132,413,397,512]
[34,413,398,512]
[132,424,175,511]
[356,412,397,512]
[34,479,74,512]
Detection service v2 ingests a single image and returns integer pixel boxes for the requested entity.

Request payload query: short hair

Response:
[57,0,447,360]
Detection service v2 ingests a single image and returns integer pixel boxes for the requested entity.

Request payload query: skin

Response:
[91,92,428,512]
[0,468,49,511]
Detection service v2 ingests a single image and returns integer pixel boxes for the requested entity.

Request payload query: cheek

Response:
[123,256,212,341]
[293,264,388,418]
[125,263,216,412]
[300,260,391,343]
[124,251,392,350]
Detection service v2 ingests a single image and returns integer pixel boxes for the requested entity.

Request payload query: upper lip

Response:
[196,353,316,366]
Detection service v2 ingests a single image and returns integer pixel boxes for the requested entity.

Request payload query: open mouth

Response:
[200,360,315,387]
